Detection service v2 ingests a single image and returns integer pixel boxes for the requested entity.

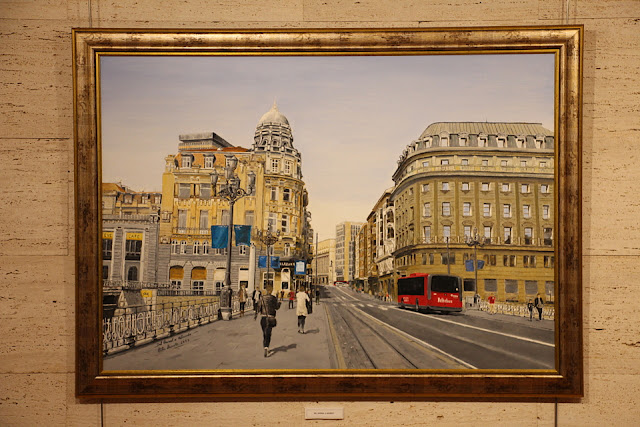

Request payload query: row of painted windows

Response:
[464,279,554,299]
[270,158,294,175]
[422,202,551,219]
[176,209,254,229]
[266,212,293,234]
[176,182,257,200]
[421,225,553,245]
[418,135,547,149]
[102,239,142,260]
[102,265,138,281]
[269,186,295,203]
[396,253,554,269]
[420,181,551,193]
[420,158,549,167]
[119,194,161,204]
[170,240,249,255]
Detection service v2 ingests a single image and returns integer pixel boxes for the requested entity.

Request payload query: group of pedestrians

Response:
[478,292,545,321]
[252,285,316,358]
[527,294,545,321]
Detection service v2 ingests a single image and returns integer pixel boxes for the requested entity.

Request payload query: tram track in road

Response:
[329,303,419,369]
[325,293,468,369]
[327,286,554,369]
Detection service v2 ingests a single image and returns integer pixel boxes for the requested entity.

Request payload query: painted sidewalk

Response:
[103,299,334,371]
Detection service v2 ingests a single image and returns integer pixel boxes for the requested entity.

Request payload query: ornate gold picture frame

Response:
[74,26,582,400]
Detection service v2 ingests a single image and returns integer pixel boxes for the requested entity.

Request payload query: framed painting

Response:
[74,26,583,400]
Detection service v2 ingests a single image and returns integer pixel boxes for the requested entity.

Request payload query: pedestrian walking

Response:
[252,288,260,312]
[254,285,281,358]
[534,293,544,321]
[288,289,295,309]
[488,294,496,314]
[238,285,246,317]
[296,286,311,334]
[280,290,285,301]
[315,287,320,304]
[306,288,313,314]
[527,299,534,321]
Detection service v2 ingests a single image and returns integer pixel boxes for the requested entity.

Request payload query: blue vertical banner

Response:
[294,260,306,275]
[465,259,474,272]
[211,225,229,249]
[271,256,280,269]
[258,256,280,268]
[465,259,486,271]
[234,225,252,246]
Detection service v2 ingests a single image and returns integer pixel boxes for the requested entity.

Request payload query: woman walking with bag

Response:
[254,285,280,357]
[296,285,311,334]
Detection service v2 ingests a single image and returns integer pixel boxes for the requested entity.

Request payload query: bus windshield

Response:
[431,275,460,293]
[397,277,425,295]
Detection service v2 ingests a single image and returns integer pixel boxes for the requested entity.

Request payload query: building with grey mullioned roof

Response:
[383,121,555,304]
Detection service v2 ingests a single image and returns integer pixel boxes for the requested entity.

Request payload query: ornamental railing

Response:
[172,227,211,235]
[103,296,253,355]
[103,280,172,290]
[476,300,555,320]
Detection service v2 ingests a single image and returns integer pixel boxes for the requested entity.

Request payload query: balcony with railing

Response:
[172,227,211,236]
[103,280,172,290]
[400,163,553,182]
[417,235,553,246]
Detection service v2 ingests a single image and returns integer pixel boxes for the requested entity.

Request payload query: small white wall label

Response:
[304,407,344,420]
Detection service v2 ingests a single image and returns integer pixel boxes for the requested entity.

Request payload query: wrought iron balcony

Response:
[103,280,172,290]
[172,227,212,235]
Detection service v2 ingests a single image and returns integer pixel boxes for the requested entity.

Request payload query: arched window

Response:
[214,268,226,295]
[169,266,184,288]
[191,267,207,295]
[127,266,138,281]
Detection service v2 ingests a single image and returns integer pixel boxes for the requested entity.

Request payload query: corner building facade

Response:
[391,122,555,303]
[252,102,313,292]
[157,104,312,296]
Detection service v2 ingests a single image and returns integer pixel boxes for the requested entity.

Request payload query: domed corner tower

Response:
[251,101,311,291]
[252,101,302,179]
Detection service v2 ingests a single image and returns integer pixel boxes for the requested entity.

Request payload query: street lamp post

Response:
[212,154,255,321]
[446,236,451,275]
[466,227,486,298]
[256,225,280,293]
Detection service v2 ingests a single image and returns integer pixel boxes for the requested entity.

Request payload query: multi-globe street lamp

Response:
[212,154,255,320]
[256,224,280,292]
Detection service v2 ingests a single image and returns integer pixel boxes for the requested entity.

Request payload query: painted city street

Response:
[104,285,554,371]
[100,54,557,371]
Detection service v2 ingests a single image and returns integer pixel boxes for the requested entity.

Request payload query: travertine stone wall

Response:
[1,0,639,425]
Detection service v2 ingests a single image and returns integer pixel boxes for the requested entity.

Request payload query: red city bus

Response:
[397,273,463,313]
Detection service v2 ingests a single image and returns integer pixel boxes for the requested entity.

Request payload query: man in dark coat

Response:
[534,294,544,321]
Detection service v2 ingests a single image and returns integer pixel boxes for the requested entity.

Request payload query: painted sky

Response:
[100,54,555,241]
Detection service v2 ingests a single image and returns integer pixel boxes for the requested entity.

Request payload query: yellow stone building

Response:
[362,188,395,299]
[252,102,313,292]
[157,104,312,296]
[389,122,555,303]
[315,238,336,285]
